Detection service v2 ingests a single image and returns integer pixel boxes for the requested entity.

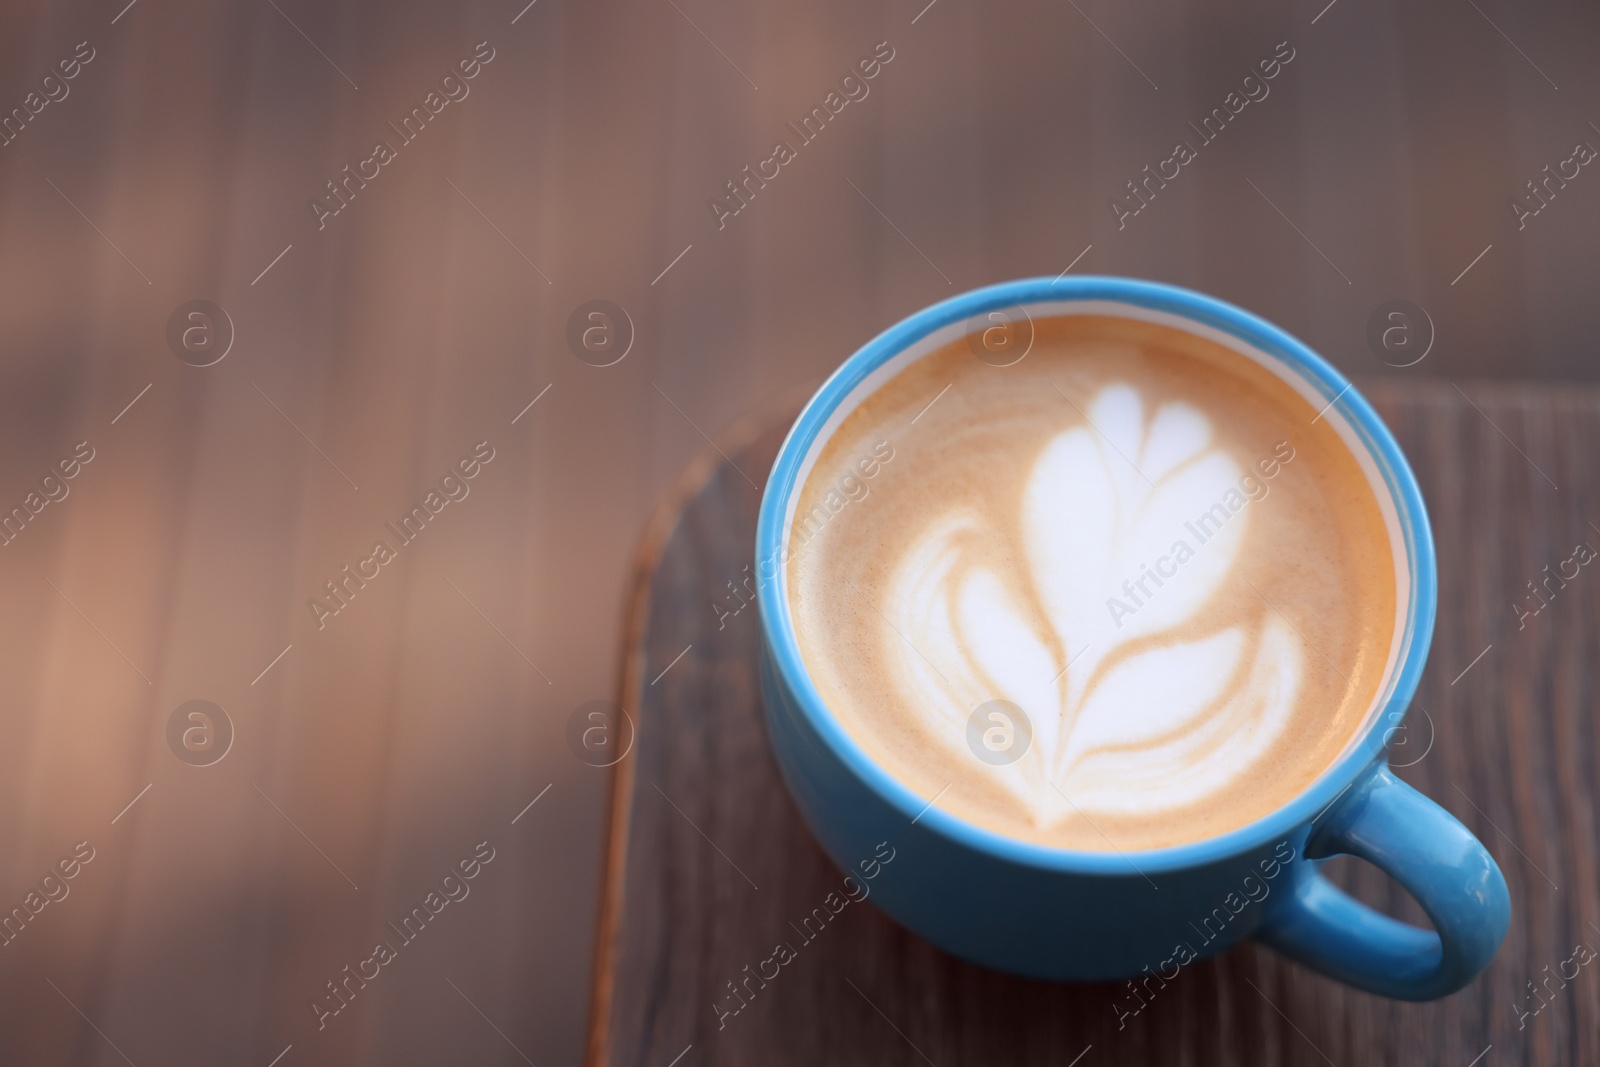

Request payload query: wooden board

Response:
[589,379,1600,1067]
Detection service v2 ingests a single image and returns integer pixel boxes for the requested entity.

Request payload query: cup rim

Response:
[755,275,1437,875]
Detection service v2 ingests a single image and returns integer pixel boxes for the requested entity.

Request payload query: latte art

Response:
[788,315,1399,851]
[886,383,1304,823]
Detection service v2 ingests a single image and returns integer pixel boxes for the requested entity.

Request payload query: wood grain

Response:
[0,0,1598,1062]
[591,380,1600,1067]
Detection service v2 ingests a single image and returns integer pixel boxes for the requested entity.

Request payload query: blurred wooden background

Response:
[0,0,1593,1063]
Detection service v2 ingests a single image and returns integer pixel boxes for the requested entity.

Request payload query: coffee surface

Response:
[786,314,1398,852]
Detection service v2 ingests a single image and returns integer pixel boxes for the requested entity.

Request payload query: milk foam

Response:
[787,314,1398,851]
[885,384,1303,823]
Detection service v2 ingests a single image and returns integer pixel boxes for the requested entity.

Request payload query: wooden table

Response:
[588,380,1600,1067]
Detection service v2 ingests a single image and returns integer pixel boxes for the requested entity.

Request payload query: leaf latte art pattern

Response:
[884,384,1303,824]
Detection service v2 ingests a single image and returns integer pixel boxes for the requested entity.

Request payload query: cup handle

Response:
[1254,763,1510,1000]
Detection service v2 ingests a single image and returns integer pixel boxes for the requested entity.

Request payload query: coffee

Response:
[786,313,1399,852]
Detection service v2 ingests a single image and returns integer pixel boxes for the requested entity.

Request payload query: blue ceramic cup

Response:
[754,276,1510,999]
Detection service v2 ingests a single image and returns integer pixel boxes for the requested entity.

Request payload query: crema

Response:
[786,314,1397,852]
